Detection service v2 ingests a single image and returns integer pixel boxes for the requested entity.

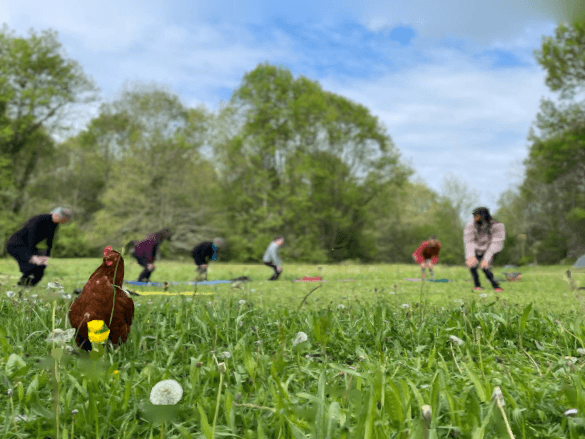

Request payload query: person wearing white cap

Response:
[6,207,72,286]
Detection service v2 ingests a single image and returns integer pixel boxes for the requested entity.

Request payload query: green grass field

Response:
[1,257,585,438]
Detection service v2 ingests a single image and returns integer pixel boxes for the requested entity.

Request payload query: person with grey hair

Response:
[6,207,72,286]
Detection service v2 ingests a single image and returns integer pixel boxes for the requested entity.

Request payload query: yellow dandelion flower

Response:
[87,320,105,333]
[88,329,110,344]
[114,370,119,374]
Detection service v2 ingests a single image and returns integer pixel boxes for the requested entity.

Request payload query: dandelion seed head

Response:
[401,303,410,309]
[220,351,231,359]
[337,304,345,309]
[421,404,432,422]
[293,331,308,346]
[479,293,487,299]
[577,348,585,356]
[217,362,227,374]
[149,379,183,405]
[492,386,505,406]
[238,299,246,306]
[6,291,15,298]
[449,335,464,346]
[564,408,578,416]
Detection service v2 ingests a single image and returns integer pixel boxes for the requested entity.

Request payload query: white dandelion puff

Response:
[6,291,15,298]
[62,294,72,300]
[217,362,227,374]
[293,332,308,346]
[401,303,410,309]
[577,348,585,356]
[255,340,262,345]
[46,328,76,344]
[449,335,464,346]
[389,291,395,295]
[238,299,246,306]
[149,379,183,405]
[337,304,345,309]
[219,351,231,359]
[491,386,505,406]
[31,294,38,299]
[479,293,487,299]
[564,408,578,417]
[47,282,64,289]
[421,404,432,423]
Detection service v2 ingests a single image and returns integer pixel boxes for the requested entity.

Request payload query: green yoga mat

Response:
[403,278,450,282]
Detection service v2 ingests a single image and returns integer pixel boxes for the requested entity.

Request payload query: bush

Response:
[51,222,97,258]
[517,255,535,266]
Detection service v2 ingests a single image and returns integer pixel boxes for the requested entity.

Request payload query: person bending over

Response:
[263,236,284,281]
[192,237,224,281]
[412,236,441,280]
[464,207,505,292]
[131,228,172,282]
[6,207,72,286]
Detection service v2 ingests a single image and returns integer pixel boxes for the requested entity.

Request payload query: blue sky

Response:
[0,0,571,213]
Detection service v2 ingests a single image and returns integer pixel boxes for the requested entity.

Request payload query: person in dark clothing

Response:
[131,228,172,282]
[263,236,284,280]
[192,238,224,281]
[6,207,72,286]
[464,207,506,292]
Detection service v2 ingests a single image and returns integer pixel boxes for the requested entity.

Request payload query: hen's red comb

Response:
[104,246,112,256]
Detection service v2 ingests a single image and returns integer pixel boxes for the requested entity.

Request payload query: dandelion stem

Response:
[297,285,322,311]
[160,421,165,439]
[212,373,224,439]
[496,401,516,439]
[9,394,18,434]
[522,348,542,377]
[450,343,463,374]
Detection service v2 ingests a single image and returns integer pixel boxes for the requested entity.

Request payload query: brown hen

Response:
[68,246,134,351]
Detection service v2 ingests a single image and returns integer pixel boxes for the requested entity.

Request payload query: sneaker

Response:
[474,287,484,291]
[494,288,503,292]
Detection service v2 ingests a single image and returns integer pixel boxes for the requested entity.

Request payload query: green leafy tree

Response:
[216,63,410,262]
[0,24,99,214]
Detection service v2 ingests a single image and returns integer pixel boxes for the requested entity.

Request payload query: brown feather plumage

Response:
[68,247,134,351]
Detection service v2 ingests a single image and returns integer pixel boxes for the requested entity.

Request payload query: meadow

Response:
[1,257,585,438]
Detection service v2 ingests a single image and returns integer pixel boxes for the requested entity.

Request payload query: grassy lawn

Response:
[1,258,585,438]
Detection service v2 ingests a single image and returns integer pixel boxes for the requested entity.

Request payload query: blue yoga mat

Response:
[124,280,232,286]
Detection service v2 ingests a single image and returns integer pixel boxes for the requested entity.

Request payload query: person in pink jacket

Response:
[464,207,505,292]
[412,236,441,280]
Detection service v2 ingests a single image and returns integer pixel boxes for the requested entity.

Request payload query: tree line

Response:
[0,21,583,265]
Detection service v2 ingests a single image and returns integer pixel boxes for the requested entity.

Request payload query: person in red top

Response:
[412,236,441,280]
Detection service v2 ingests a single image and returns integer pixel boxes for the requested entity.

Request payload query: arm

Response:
[463,223,476,260]
[46,224,57,257]
[412,241,427,264]
[483,223,506,263]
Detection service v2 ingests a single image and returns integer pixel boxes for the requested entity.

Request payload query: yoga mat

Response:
[403,278,450,282]
[124,280,232,286]
[138,291,214,296]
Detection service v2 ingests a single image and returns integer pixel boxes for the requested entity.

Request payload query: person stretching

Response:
[263,236,284,281]
[6,207,72,286]
[464,207,505,292]
[412,236,441,280]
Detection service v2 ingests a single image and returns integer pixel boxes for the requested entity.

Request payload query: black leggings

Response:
[264,262,281,280]
[470,251,500,289]
[133,253,154,282]
[7,243,47,286]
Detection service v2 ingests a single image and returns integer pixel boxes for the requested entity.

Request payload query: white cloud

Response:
[319,48,556,208]
[4,0,161,52]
